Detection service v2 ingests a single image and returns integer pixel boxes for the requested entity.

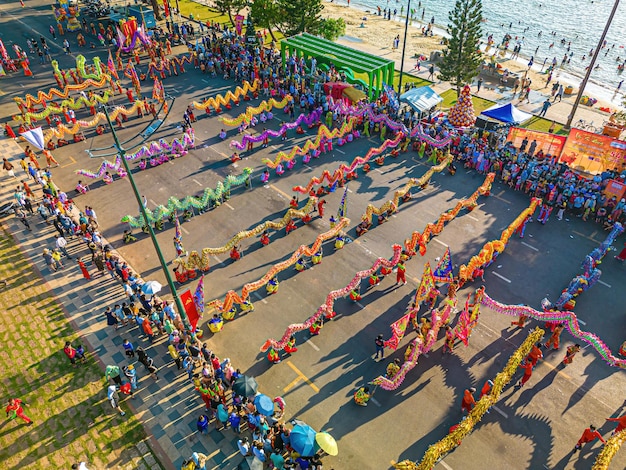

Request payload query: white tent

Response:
[400,86,443,114]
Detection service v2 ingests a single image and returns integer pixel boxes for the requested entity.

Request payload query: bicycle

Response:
[574,119,599,133]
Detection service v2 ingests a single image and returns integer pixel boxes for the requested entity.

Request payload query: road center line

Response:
[578,318,587,326]
[439,460,453,470]
[192,179,203,186]
[597,280,611,288]
[492,272,512,283]
[336,149,346,154]
[467,214,479,221]
[224,202,235,211]
[355,302,365,309]
[180,226,190,235]
[306,339,320,351]
[252,291,268,304]
[521,241,539,252]
[149,199,159,207]
[433,238,448,247]
[492,405,509,418]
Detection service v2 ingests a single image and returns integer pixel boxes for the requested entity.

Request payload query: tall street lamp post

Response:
[565,0,620,130]
[101,107,192,331]
[397,0,412,96]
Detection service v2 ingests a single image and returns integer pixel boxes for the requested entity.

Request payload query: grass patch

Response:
[393,71,432,90]
[521,116,564,134]
[173,1,286,42]
[176,0,233,26]
[440,88,494,114]
[0,234,149,469]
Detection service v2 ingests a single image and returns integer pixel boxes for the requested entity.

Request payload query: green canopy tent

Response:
[281,33,394,100]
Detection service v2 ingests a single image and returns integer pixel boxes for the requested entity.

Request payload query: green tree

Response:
[277,0,324,37]
[437,0,483,96]
[214,0,247,26]
[249,0,281,42]
[318,18,346,41]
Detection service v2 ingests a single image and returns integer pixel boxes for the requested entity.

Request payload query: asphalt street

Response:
[1,1,625,469]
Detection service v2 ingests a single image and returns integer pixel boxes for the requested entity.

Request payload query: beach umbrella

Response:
[315,432,338,456]
[253,393,274,416]
[290,423,318,457]
[232,375,258,397]
[141,280,162,295]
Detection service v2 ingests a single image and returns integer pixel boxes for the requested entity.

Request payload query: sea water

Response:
[341,0,626,93]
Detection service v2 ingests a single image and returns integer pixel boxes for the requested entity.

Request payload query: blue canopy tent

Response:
[400,86,443,118]
[480,102,533,124]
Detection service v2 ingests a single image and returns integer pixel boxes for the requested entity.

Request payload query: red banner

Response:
[180,289,200,331]
[162,0,170,18]
[506,127,567,158]
[560,128,626,175]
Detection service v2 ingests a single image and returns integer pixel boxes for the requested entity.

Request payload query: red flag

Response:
[180,289,200,331]
[107,50,119,79]
[384,313,411,350]
[162,0,170,18]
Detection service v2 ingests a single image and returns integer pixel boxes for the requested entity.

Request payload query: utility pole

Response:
[397,0,412,96]
[101,106,192,331]
[565,0,620,130]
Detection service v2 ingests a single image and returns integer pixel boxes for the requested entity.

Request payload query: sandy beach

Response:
[322,3,444,62]
[321,2,620,113]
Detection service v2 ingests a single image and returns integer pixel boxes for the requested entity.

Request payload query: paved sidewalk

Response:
[0,137,246,470]
[336,37,614,128]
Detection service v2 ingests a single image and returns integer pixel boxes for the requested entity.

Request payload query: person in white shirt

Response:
[55,234,72,259]
[71,463,89,470]
[237,437,250,457]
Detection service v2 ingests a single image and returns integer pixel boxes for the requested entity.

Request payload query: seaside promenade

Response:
[335,35,616,132]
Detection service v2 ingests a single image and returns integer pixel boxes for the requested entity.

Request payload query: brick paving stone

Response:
[0,128,251,469]
[144,453,157,466]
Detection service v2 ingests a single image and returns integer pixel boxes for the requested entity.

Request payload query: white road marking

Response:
[212,255,222,264]
[492,272,512,283]
[578,319,587,326]
[202,79,209,83]
[336,149,346,154]
[252,291,268,304]
[180,226,190,235]
[192,179,203,186]
[374,168,383,173]
[304,165,313,170]
[439,460,453,470]
[224,202,235,211]
[492,405,508,418]
[433,238,448,247]
[521,241,539,252]
[597,280,611,288]
[347,188,353,193]
[369,396,382,407]
[467,214,479,221]
[306,339,320,351]
[149,199,159,207]
[355,302,365,309]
